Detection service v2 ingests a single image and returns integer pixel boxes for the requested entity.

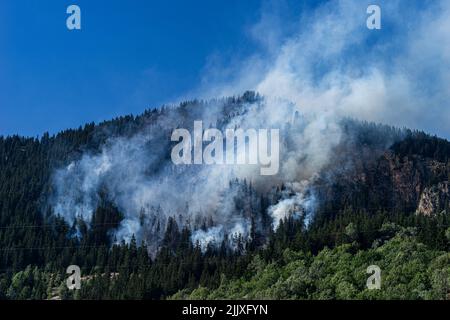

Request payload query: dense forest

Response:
[0,92,449,299]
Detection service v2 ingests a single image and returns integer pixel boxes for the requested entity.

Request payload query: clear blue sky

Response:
[0,0,306,136]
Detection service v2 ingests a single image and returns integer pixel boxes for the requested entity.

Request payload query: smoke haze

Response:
[49,0,450,252]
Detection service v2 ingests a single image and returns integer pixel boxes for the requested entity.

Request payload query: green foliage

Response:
[177,227,449,300]
[0,94,449,300]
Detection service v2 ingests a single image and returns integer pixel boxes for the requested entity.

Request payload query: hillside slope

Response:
[0,92,449,299]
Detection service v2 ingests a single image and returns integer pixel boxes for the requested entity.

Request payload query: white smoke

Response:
[190,223,250,252]
[269,181,317,230]
[49,96,340,252]
[49,0,450,252]
[189,0,450,139]
[191,226,224,252]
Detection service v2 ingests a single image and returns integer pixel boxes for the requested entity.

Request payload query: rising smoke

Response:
[49,97,341,253]
[49,0,450,253]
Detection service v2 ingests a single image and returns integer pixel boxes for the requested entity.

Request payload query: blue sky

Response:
[1,0,450,138]
[0,0,280,136]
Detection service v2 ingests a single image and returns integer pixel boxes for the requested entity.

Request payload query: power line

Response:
[0,204,436,231]
[0,222,448,253]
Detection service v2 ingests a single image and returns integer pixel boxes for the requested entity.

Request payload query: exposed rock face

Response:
[377,151,423,209]
[416,181,450,216]
[314,134,450,217]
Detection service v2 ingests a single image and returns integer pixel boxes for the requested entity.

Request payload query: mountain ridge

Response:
[0,92,449,299]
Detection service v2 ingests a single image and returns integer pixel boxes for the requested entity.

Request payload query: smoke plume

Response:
[49,96,340,252]
[50,0,450,252]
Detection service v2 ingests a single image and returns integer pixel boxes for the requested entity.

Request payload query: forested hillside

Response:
[0,93,449,299]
